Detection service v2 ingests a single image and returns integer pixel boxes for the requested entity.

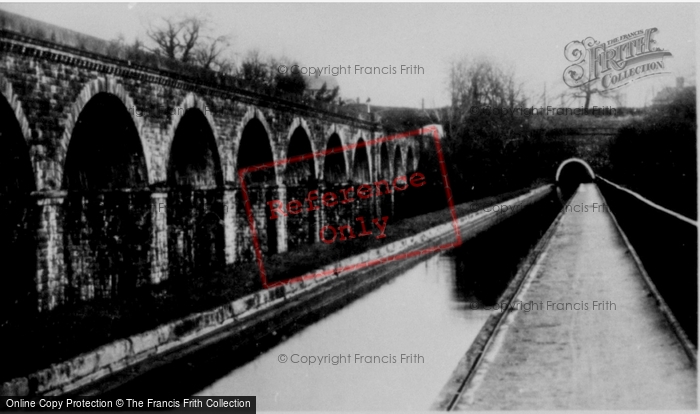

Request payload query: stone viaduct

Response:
[0,15,428,316]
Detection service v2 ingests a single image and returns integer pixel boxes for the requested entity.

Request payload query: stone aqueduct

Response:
[0,27,429,315]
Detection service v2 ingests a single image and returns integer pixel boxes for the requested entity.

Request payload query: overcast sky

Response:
[1,3,696,108]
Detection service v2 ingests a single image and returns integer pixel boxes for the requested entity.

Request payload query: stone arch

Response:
[62,91,151,302]
[62,92,148,190]
[379,142,391,179]
[235,116,280,257]
[392,145,408,219]
[166,107,226,283]
[285,117,319,179]
[318,131,352,235]
[352,137,373,219]
[406,146,415,174]
[0,76,34,176]
[0,78,35,193]
[0,83,38,319]
[167,107,224,189]
[234,107,279,185]
[237,117,278,185]
[393,145,405,177]
[322,133,347,184]
[555,158,596,203]
[165,92,222,182]
[284,124,318,249]
[321,126,350,182]
[59,77,153,188]
[352,137,371,183]
[285,126,317,185]
[555,158,595,182]
[377,141,393,217]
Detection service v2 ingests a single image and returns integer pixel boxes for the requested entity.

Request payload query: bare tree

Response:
[194,34,231,71]
[146,16,231,71]
[447,56,525,137]
[570,82,596,110]
[238,49,272,88]
[568,81,623,110]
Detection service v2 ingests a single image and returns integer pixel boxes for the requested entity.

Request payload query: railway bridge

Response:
[0,11,427,314]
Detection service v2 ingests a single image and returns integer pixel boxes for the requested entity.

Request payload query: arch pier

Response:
[0,21,435,314]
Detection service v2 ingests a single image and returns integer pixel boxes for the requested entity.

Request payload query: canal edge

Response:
[431,189,570,411]
[0,186,552,397]
[596,182,697,366]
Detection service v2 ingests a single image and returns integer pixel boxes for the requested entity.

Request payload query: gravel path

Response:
[454,184,696,410]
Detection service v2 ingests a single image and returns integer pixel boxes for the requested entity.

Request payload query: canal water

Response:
[196,192,563,410]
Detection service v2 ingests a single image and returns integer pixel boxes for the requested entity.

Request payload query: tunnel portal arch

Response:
[555,158,595,183]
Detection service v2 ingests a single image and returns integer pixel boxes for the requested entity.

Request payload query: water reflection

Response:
[198,254,491,411]
[449,192,563,308]
[196,193,563,410]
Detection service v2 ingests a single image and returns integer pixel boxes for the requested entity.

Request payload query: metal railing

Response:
[597,176,697,348]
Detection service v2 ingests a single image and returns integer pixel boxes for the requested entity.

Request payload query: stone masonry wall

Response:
[0,29,427,312]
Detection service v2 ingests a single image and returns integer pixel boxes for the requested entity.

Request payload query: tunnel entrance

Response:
[0,94,37,322]
[63,92,150,302]
[555,158,595,202]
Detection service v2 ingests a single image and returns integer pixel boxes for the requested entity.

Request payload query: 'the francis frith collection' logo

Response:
[563,28,672,91]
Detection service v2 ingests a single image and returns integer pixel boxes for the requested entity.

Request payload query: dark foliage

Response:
[608,87,697,219]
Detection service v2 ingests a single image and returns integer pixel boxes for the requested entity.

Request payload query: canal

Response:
[195,192,564,410]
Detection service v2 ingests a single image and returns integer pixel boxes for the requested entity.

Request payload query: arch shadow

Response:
[167,108,226,286]
[378,142,392,217]
[0,93,37,320]
[352,138,372,219]
[320,133,352,235]
[285,126,318,249]
[236,118,279,259]
[62,92,151,302]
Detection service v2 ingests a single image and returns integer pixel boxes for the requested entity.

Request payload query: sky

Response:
[1,2,696,109]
